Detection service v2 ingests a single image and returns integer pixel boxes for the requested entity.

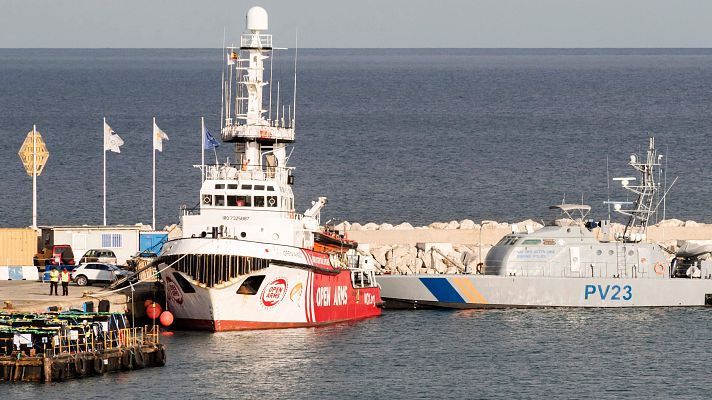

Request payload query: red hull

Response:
[173,314,380,332]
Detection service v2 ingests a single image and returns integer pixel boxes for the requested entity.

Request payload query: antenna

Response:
[220,27,226,134]
[606,154,611,221]
[663,143,668,220]
[276,81,280,126]
[268,48,274,122]
[292,28,298,129]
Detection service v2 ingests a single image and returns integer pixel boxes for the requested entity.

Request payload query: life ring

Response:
[203,195,211,205]
[476,263,484,274]
[268,197,276,206]
[654,262,664,275]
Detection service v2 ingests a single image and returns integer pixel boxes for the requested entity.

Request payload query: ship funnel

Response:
[246,6,268,31]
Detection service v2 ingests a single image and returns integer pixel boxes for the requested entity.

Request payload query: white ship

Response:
[378,138,712,308]
[156,7,381,331]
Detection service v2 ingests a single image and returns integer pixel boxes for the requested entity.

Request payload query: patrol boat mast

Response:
[611,137,661,243]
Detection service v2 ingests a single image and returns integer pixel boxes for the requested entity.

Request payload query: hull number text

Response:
[584,284,632,301]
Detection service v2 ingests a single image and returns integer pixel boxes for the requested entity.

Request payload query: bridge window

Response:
[237,275,266,295]
[241,184,252,190]
[228,184,238,189]
[521,239,541,245]
[254,196,265,207]
[237,195,251,206]
[254,185,265,191]
[215,184,225,189]
[267,196,277,207]
[267,186,275,191]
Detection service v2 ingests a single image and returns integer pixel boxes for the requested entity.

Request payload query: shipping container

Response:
[0,228,38,266]
[139,231,168,254]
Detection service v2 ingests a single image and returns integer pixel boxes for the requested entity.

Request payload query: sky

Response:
[2,0,712,48]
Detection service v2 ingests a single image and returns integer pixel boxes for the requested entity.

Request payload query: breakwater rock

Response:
[342,219,712,274]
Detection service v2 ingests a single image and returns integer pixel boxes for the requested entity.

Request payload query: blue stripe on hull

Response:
[419,277,464,303]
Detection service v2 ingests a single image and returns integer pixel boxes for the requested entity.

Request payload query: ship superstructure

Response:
[157,7,381,330]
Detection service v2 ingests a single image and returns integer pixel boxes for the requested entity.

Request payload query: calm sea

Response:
[3,309,712,399]
[1,49,712,229]
[2,49,712,398]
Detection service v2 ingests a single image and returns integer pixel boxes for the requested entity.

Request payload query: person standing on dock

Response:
[49,267,59,295]
[61,268,70,296]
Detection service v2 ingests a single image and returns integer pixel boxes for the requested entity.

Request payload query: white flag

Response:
[103,121,124,153]
[153,121,169,152]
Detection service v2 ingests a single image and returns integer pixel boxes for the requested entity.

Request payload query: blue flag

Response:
[203,127,220,150]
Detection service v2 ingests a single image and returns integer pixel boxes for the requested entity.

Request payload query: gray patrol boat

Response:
[378,138,712,308]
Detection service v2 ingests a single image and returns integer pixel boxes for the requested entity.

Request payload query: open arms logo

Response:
[261,278,288,307]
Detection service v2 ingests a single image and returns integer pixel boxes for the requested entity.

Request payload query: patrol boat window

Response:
[254,185,265,191]
[228,184,238,189]
[496,236,520,246]
[215,195,225,207]
[241,184,252,190]
[215,184,225,189]
[254,196,265,207]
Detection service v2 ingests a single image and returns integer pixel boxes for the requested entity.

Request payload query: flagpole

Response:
[152,117,156,230]
[201,116,205,182]
[103,117,107,226]
[32,124,37,230]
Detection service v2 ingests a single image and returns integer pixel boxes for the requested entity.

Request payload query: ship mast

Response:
[613,137,661,242]
[221,6,295,177]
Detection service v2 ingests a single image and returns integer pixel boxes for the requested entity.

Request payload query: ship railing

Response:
[181,203,201,216]
[240,33,272,49]
[43,325,160,357]
[222,124,295,141]
[204,164,292,185]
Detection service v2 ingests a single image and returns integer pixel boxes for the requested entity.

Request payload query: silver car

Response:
[72,263,130,286]
[78,249,118,265]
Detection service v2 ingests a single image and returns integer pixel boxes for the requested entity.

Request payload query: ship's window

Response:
[609,250,614,255]
[254,185,265,191]
[521,239,540,245]
[496,236,510,246]
[267,186,275,191]
[228,184,238,189]
[596,250,602,256]
[236,275,266,295]
[215,184,225,189]
[237,195,251,207]
[215,195,225,207]
[227,195,238,206]
[267,196,277,207]
[241,184,252,190]
[254,196,265,207]
[172,272,196,293]
[497,236,518,246]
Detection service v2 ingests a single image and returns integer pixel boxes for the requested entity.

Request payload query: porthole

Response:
[240,232,246,238]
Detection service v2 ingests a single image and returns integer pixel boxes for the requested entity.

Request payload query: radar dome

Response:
[246,6,268,31]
